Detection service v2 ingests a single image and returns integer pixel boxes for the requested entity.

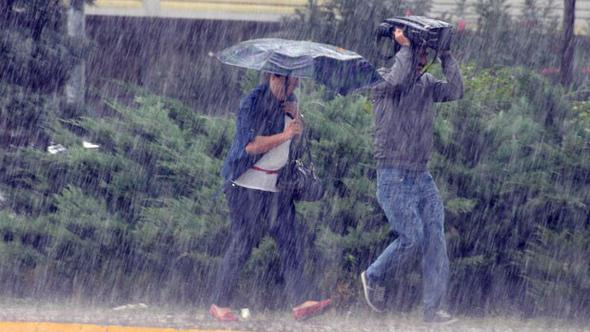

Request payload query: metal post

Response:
[65,0,86,106]
[560,0,576,86]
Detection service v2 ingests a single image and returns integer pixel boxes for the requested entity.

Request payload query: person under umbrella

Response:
[210,71,330,322]
[209,38,381,322]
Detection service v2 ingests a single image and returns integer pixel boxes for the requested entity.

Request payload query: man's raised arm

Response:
[431,51,464,102]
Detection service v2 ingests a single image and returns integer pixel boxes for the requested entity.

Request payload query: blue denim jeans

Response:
[366,167,449,315]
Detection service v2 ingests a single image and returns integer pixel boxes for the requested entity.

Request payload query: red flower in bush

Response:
[457,20,467,32]
[540,67,560,75]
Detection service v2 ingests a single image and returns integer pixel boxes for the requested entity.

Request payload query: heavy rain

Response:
[0,0,589,331]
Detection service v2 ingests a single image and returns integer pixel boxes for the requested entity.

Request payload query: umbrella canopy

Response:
[216,38,382,95]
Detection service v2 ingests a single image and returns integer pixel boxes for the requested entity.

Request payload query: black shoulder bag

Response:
[277,141,324,202]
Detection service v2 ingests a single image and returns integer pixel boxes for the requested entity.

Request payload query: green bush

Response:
[0,93,233,302]
[0,66,588,318]
[433,66,590,317]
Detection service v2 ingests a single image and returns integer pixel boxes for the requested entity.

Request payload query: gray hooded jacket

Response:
[372,46,464,171]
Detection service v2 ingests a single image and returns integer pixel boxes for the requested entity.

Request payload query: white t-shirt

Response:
[233,115,293,192]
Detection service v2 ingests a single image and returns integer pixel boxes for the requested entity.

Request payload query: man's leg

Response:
[419,173,450,320]
[363,168,424,311]
[367,168,424,283]
[211,185,268,307]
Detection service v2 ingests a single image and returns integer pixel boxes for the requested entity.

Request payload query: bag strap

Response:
[290,115,317,171]
[301,129,317,172]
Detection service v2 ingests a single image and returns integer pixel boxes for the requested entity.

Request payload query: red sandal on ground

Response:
[209,304,238,322]
[292,299,332,320]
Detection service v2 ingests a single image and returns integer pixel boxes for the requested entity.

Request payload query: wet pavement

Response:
[0,300,587,332]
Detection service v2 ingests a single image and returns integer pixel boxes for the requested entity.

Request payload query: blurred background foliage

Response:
[0,0,588,321]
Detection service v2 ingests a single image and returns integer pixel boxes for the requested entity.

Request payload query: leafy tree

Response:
[285,0,587,80]
[283,0,432,65]
[0,0,92,149]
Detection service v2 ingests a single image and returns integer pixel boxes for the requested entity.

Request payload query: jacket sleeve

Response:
[431,53,464,102]
[232,94,258,159]
[381,46,416,91]
[221,92,260,181]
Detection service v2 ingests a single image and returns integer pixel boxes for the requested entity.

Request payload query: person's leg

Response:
[270,193,332,320]
[269,193,309,306]
[366,168,424,284]
[418,173,450,319]
[211,185,269,307]
[362,168,424,312]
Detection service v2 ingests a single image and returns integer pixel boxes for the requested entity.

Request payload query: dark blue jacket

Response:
[221,84,297,182]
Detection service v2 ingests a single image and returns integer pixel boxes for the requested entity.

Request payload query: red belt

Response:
[251,166,280,174]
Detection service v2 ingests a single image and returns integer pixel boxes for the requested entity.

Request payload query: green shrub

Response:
[0,66,588,318]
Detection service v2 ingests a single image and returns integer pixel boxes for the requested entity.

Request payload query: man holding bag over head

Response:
[361,23,464,324]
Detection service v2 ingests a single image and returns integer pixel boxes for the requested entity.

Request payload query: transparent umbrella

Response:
[216,38,382,95]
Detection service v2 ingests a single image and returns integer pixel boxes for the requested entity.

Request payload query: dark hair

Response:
[260,72,272,83]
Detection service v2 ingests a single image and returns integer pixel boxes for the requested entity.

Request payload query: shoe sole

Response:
[293,299,332,320]
[209,305,238,322]
[360,272,384,313]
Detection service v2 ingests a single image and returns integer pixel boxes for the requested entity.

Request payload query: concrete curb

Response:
[0,321,248,332]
